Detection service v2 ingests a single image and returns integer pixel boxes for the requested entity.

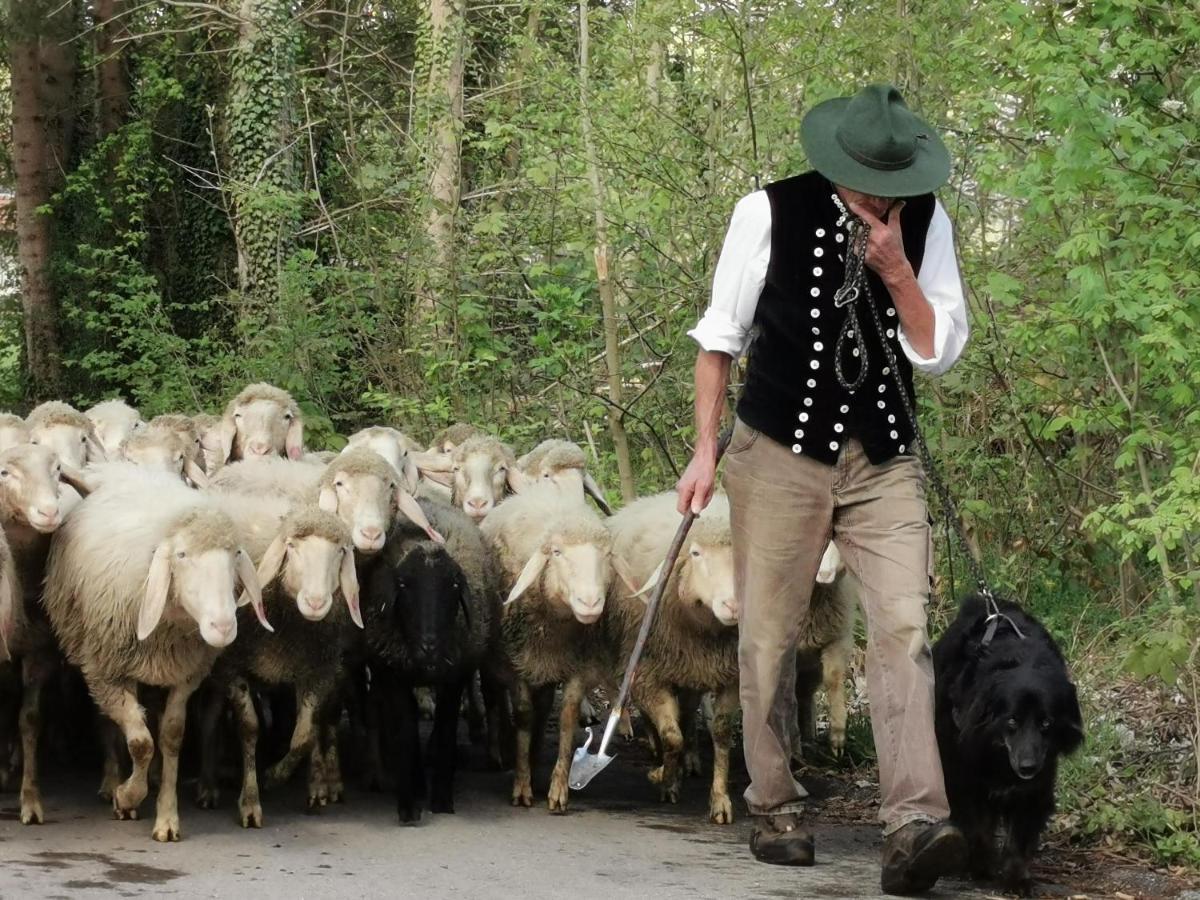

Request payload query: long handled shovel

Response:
[569,427,733,791]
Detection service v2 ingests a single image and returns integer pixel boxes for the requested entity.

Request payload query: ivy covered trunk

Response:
[415,0,466,331]
[8,0,76,400]
[226,0,300,327]
[94,0,129,138]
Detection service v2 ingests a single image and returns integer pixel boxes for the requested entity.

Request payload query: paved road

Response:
[0,740,1185,899]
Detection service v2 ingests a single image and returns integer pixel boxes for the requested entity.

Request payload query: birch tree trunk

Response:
[416,0,466,328]
[578,2,636,502]
[94,0,129,138]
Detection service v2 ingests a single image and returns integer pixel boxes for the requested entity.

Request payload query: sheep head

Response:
[815,541,845,585]
[317,448,443,553]
[218,383,303,465]
[85,399,145,458]
[428,422,481,455]
[0,414,31,453]
[119,428,209,488]
[506,517,612,625]
[345,427,420,493]
[0,444,91,533]
[518,439,611,515]
[444,435,524,521]
[255,507,361,627]
[139,509,269,648]
[370,543,472,673]
[27,401,106,469]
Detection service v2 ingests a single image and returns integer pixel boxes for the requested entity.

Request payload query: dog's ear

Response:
[1054,680,1085,754]
[956,681,1002,747]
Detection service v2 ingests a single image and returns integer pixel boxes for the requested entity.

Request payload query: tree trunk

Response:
[39,0,79,194]
[94,0,129,138]
[578,2,636,502]
[501,1,542,181]
[9,0,69,400]
[416,0,466,327]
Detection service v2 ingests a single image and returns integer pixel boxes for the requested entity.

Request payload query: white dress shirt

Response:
[688,190,969,375]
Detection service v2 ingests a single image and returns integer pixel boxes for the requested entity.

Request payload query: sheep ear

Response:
[236,549,273,632]
[339,549,363,629]
[86,431,108,464]
[0,562,14,662]
[402,453,420,494]
[285,415,304,461]
[583,472,613,515]
[506,467,528,495]
[396,488,444,544]
[184,458,209,489]
[612,556,640,596]
[632,560,665,602]
[217,416,237,466]
[318,485,338,514]
[59,464,93,497]
[256,534,287,589]
[412,450,453,474]
[138,543,173,640]
[421,469,454,488]
[457,580,473,631]
[506,551,548,605]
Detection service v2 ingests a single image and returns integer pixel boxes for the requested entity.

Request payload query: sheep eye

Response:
[283,412,294,421]
[340,547,348,556]
[234,412,242,419]
[689,548,701,558]
[176,551,187,560]
[1005,718,1018,732]
[80,435,87,443]
[1040,719,1051,731]
[542,472,550,479]
[1,470,9,478]
[29,439,38,445]
[335,480,345,489]
[552,548,562,557]
[452,466,461,473]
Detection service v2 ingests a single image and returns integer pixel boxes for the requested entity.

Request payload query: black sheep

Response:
[933,593,1084,897]
[362,497,500,823]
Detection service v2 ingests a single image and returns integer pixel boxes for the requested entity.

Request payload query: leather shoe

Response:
[880,820,966,895]
[749,813,815,866]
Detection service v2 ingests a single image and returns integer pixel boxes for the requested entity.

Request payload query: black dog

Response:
[933,593,1084,896]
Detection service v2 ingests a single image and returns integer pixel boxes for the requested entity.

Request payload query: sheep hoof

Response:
[511,779,533,808]
[152,815,181,842]
[708,794,733,825]
[239,798,262,829]
[547,778,570,814]
[194,785,219,809]
[659,783,680,805]
[20,797,44,825]
[647,765,664,785]
[325,781,344,804]
[98,777,120,803]
[398,803,422,824]
[430,786,454,814]
[683,752,702,778]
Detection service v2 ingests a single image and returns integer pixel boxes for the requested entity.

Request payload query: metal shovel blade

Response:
[568,724,616,791]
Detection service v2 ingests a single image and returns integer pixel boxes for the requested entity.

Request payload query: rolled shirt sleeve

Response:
[687,191,771,359]
[898,199,970,376]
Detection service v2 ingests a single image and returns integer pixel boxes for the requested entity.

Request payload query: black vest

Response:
[736,172,935,466]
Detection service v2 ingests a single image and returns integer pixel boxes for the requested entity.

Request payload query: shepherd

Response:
[677,84,970,895]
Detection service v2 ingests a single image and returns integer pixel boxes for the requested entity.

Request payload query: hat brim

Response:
[800,97,951,197]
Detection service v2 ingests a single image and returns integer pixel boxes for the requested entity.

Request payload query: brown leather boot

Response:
[749,813,816,866]
[880,820,966,895]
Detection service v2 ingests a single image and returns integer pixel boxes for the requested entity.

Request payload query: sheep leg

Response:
[708,684,739,825]
[92,679,152,820]
[547,677,585,814]
[0,663,21,792]
[511,681,535,808]
[680,689,703,778]
[194,682,225,809]
[265,688,318,790]
[793,650,822,762]
[480,668,509,771]
[361,667,386,792]
[98,717,125,802]
[18,652,53,825]
[395,680,423,824]
[642,687,684,804]
[466,671,486,745]
[152,677,200,842]
[321,719,344,803]
[430,678,464,814]
[821,639,851,758]
[228,678,262,828]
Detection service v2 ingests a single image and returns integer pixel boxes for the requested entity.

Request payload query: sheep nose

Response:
[1017,762,1040,779]
[247,442,271,457]
[35,506,59,521]
[466,498,491,514]
[211,620,234,638]
[305,595,327,614]
[358,526,383,544]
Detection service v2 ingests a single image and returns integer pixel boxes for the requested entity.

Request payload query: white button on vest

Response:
[888,414,896,423]
[799,412,809,422]
[813,341,824,352]
[899,444,906,453]
[852,348,860,357]
[795,429,804,439]
[807,378,816,388]
[812,326,821,335]
[811,287,820,298]
[840,404,849,413]
[834,423,844,433]
[887,307,896,317]
[792,444,802,454]
[829,440,839,451]
[810,309,820,319]
[887,328,895,339]
[877,400,886,409]
[814,247,824,257]
[810,360,820,370]
[882,366,890,375]
[813,267,823,277]
[878,384,887,393]
[890,430,899,439]
[835,233,844,243]
[816,228,825,237]
[803,397,813,407]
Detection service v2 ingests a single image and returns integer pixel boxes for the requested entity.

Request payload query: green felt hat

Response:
[800,84,950,197]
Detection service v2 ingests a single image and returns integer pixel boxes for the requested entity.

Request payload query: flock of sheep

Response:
[0,384,858,842]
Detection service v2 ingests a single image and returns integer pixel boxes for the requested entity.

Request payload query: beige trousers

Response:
[722,417,949,834]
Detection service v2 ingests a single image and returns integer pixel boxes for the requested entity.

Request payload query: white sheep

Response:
[26,401,106,469]
[42,470,269,841]
[422,434,526,521]
[116,426,209,487]
[85,399,145,458]
[791,541,859,760]
[344,426,421,492]
[516,438,612,515]
[191,413,223,474]
[427,422,481,455]
[0,413,31,451]
[606,491,739,823]
[481,484,615,813]
[215,383,304,468]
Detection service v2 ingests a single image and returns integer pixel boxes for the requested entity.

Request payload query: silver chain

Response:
[833,213,1021,642]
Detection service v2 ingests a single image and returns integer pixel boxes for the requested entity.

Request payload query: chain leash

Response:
[832,212,1023,644]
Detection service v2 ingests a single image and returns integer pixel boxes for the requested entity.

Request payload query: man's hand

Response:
[847,199,912,284]
[676,446,718,515]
